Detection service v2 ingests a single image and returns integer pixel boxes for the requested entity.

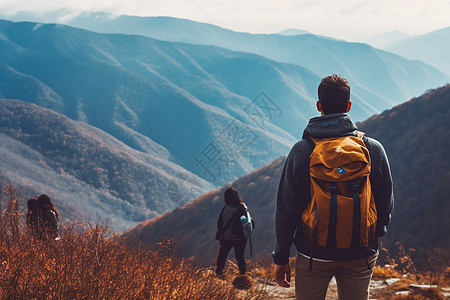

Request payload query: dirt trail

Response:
[260,277,339,299]
[261,277,391,299]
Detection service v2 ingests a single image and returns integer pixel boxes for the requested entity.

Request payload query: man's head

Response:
[317,74,351,115]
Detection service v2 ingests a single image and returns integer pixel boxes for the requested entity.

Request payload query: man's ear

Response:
[345,100,352,112]
[316,101,322,112]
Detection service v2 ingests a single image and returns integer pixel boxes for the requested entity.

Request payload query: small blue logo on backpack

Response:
[337,167,346,174]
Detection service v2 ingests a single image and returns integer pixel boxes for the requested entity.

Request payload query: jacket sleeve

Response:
[272,141,312,265]
[366,137,394,238]
[217,207,224,231]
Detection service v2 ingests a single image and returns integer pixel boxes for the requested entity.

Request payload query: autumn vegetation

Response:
[0,179,275,299]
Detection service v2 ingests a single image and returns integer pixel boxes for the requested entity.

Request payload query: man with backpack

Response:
[272,74,394,299]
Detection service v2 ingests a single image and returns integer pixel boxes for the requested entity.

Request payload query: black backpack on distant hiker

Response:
[40,209,59,239]
[35,194,60,240]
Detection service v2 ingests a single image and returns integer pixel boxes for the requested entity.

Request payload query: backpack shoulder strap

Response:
[355,130,369,144]
[355,130,367,139]
[355,130,365,139]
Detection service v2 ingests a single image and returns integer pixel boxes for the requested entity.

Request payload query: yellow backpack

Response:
[302,132,377,262]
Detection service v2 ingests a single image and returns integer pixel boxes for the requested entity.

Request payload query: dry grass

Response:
[391,288,446,300]
[373,265,402,279]
[371,259,449,299]
[0,180,274,300]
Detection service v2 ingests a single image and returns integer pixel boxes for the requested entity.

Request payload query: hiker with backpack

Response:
[272,74,394,300]
[215,187,255,276]
[27,194,60,240]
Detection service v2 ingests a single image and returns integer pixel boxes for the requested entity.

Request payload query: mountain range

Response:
[0,19,306,187]
[65,13,448,112]
[0,99,215,231]
[0,18,447,189]
[128,85,450,262]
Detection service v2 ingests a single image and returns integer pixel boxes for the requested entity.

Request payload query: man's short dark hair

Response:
[318,74,350,114]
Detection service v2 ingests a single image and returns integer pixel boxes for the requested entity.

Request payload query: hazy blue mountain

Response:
[276,28,310,36]
[64,13,449,113]
[0,99,214,231]
[128,84,450,261]
[360,30,410,49]
[385,27,450,76]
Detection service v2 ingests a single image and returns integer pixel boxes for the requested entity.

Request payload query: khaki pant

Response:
[295,252,378,300]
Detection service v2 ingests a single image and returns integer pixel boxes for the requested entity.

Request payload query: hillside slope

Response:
[128,158,285,262]
[0,99,213,230]
[358,85,450,247]
[128,85,450,261]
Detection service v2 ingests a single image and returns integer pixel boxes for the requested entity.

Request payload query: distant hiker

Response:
[272,74,394,300]
[36,194,60,240]
[215,187,255,275]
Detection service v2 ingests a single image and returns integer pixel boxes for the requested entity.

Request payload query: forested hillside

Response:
[358,85,450,247]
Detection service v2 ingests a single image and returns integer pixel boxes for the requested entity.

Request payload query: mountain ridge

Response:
[62,13,449,104]
[0,99,214,230]
[1,19,311,185]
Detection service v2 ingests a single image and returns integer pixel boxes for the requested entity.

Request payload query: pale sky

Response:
[0,0,449,40]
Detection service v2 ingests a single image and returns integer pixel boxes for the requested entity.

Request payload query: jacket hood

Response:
[302,113,358,139]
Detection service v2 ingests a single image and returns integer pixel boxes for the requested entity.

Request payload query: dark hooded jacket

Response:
[272,113,394,264]
[217,204,247,240]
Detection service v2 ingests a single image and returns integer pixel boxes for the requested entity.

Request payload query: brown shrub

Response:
[0,180,273,299]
